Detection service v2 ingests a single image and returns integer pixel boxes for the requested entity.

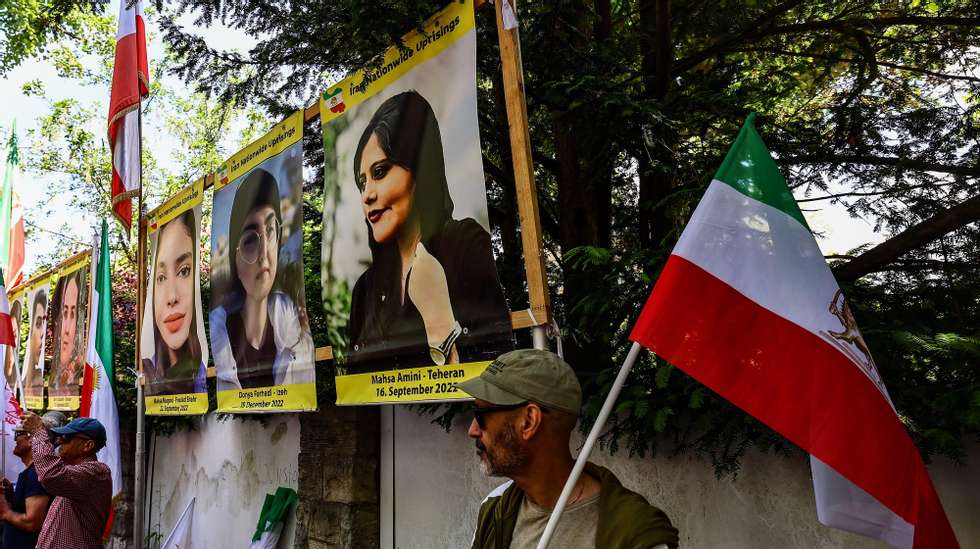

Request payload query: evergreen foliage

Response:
[155,0,980,474]
[5,0,977,475]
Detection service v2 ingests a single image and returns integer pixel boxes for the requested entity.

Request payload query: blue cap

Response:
[51,418,107,450]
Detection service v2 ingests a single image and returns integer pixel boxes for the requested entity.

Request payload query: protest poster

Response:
[5,288,24,399]
[209,111,315,413]
[321,0,514,405]
[48,252,90,411]
[23,278,50,410]
[141,180,210,415]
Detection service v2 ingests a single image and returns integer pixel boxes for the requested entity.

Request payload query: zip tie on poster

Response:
[547,318,564,359]
[500,0,519,30]
[527,308,565,359]
[527,308,539,327]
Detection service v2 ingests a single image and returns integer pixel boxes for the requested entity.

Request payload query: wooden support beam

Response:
[494,0,551,326]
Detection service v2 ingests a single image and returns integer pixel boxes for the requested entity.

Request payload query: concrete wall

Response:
[389,406,980,548]
[145,415,301,549]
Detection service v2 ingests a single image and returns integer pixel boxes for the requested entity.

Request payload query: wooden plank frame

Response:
[137,0,549,379]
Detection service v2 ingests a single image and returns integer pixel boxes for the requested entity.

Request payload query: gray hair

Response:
[41,411,68,430]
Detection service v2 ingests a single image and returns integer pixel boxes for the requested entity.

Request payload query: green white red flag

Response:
[0,268,24,482]
[80,220,122,499]
[1,125,24,288]
[0,269,15,347]
[630,114,957,548]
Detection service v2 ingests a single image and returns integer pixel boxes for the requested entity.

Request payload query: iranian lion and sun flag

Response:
[629,114,958,548]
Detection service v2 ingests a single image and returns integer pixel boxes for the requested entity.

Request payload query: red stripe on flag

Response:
[80,364,94,417]
[135,15,149,96]
[630,255,958,548]
[0,312,14,346]
[110,168,132,231]
[108,33,144,132]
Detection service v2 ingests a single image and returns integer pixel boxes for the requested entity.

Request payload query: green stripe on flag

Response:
[713,113,809,230]
[0,122,18,263]
[95,219,114,389]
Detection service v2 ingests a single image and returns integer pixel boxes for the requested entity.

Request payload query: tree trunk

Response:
[638,0,674,250]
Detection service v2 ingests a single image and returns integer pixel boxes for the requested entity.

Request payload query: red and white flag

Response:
[0,268,23,482]
[7,190,24,288]
[630,114,957,548]
[107,0,149,231]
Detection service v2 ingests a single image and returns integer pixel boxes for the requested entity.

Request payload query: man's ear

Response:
[519,404,545,441]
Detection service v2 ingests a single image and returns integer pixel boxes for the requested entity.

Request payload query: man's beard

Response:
[476,422,528,477]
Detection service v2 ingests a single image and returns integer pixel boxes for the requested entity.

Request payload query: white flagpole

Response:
[535,341,644,549]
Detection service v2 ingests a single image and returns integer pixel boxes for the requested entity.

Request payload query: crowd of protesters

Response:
[0,411,111,549]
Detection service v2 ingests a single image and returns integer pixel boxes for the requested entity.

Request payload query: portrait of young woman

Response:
[23,287,47,401]
[210,167,315,391]
[141,209,208,397]
[50,269,87,396]
[344,91,513,373]
[4,297,22,392]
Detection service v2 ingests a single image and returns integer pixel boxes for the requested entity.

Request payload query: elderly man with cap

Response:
[14,411,112,549]
[460,349,678,549]
[0,412,67,548]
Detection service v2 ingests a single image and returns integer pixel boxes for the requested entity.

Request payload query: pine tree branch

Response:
[782,154,980,177]
[674,14,980,76]
[833,193,980,281]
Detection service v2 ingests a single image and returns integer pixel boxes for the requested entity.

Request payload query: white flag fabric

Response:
[161,497,195,549]
[81,221,122,497]
[1,372,23,482]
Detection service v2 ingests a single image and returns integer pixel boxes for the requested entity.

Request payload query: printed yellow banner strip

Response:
[147,180,205,234]
[28,274,54,293]
[319,0,474,124]
[7,286,24,302]
[216,110,304,191]
[24,395,43,409]
[216,382,316,413]
[47,395,80,411]
[145,393,208,415]
[58,249,91,277]
[335,361,489,405]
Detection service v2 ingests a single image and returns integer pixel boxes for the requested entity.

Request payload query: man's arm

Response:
[0,494,51,532]
[29,430,104,499]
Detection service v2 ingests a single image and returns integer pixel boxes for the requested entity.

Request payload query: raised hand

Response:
[407,242,457,352]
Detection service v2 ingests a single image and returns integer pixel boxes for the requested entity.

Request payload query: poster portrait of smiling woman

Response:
[140,181,210,415]
[209,111,315,413]
[321,0,514,405]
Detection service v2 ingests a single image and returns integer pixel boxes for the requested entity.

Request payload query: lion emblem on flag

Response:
[820,289,888,397]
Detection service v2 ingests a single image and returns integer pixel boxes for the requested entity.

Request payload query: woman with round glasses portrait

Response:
[211,168,314,390]
[142,210,207,396]
[345,90,512,373]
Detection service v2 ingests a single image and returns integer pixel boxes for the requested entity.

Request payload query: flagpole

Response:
[535,341,643,549]
[133,102,147,548]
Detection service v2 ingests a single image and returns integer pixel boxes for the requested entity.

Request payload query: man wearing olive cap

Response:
[17,411,112,549]
[460,348,678,549]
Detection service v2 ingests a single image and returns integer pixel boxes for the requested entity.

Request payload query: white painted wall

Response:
[388,406,980,548]
[145,415,301,549]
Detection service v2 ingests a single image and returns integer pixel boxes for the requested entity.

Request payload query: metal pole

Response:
[133,100,147,549]
[535,341,644,549]
[133,371,145,548]
[531,325,547,351]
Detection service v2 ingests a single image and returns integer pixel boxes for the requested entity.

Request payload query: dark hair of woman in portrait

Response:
[345,90,513,373]
[27,289,47,372]
[142,210,206,396]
